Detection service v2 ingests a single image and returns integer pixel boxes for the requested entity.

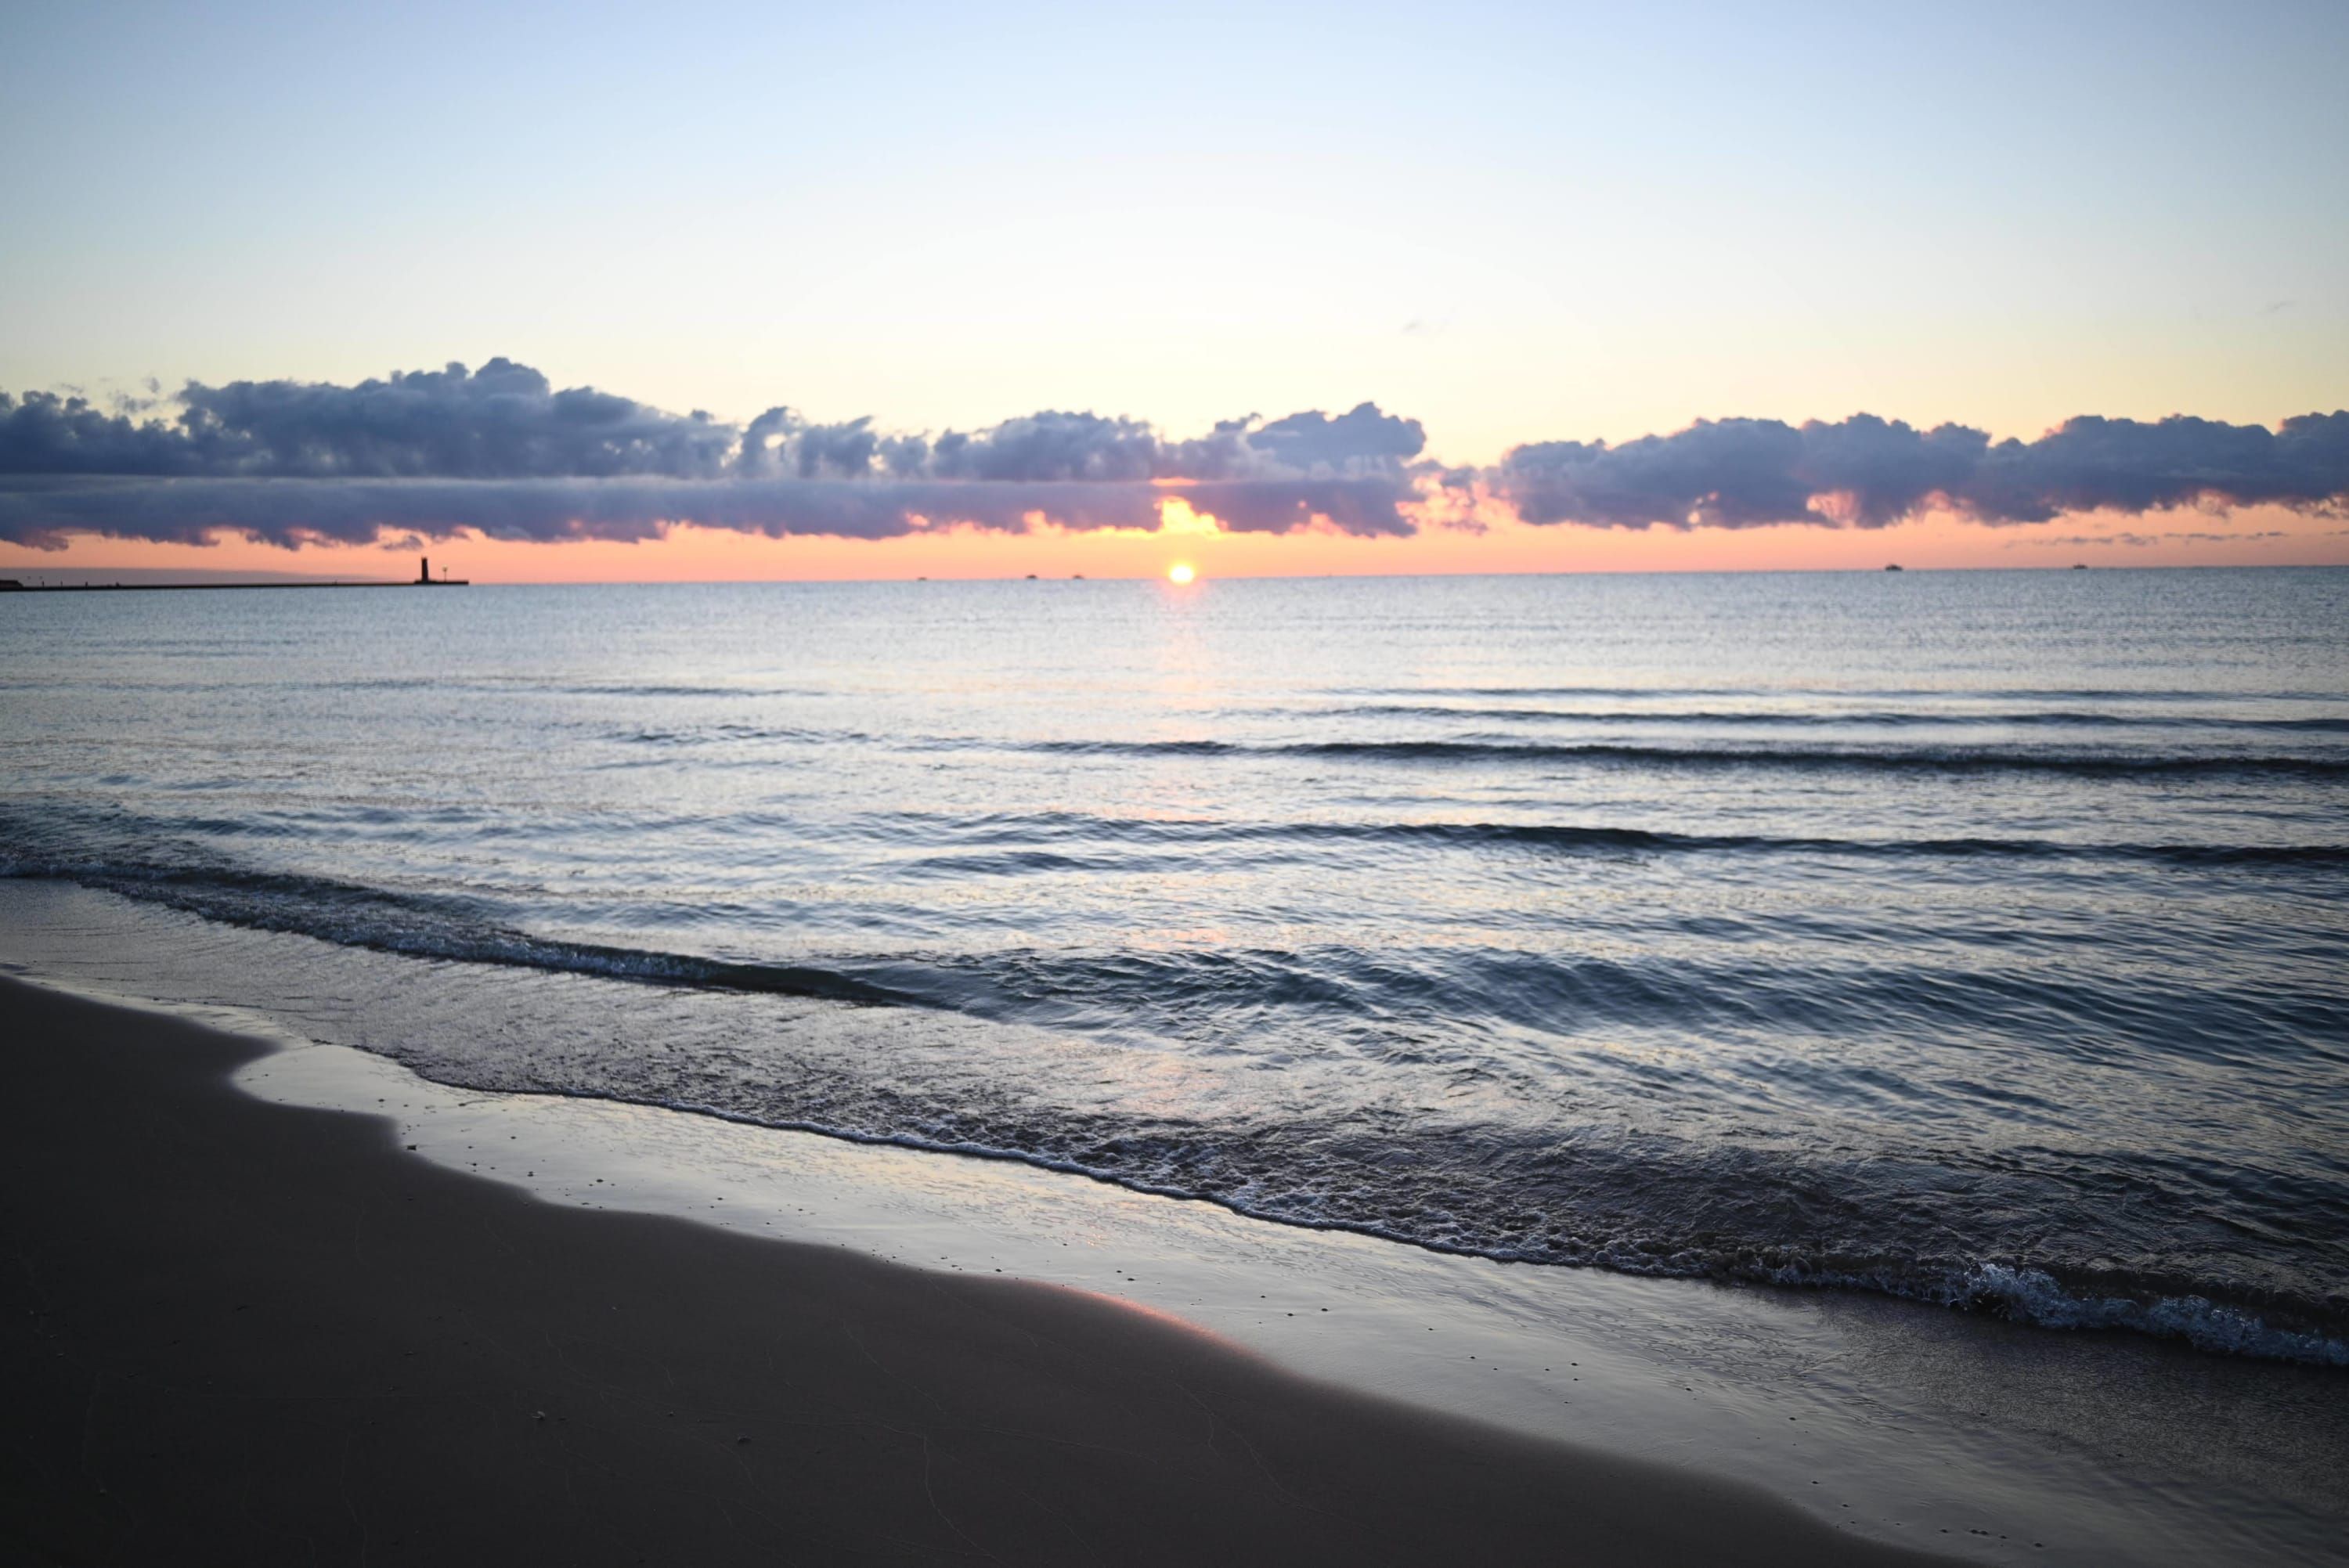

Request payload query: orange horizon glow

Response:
[2,498,2343,585]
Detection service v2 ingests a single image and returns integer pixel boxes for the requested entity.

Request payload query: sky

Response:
[2,0,2344,580]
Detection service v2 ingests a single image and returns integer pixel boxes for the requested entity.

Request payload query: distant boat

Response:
[2073,563,2089,570]
[1884,563,1903,572]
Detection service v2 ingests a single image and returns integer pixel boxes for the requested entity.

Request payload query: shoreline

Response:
[3,879,2345,1564]
[0,974,1950,1566]
[5,868,2339,1372]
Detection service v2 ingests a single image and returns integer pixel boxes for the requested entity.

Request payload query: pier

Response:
[0,557,467,593]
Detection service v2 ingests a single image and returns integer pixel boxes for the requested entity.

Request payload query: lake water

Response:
[3,568,2344,1362]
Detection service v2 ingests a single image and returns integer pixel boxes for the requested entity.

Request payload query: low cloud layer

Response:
[1,359,2341,550]
[1492,413,2349,531]
[0,360,1427,547]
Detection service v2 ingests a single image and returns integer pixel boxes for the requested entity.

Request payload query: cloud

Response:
[0,361,1428,548]
[1491,411,2349,531]
[1237,403,1426,476]
[763,402,1427,487]
[3,359,2341,550]
[927,411,1167,482]
[0,359,737,481]
[1175,478,1418,537]
[0,475,1200,551]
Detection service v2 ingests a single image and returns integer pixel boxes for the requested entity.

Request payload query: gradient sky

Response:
[4,0,2345,579]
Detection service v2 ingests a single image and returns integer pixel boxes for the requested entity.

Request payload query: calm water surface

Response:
[3,569,2344,1360]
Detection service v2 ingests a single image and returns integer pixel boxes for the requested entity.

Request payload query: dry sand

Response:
[0,975,1945,1565]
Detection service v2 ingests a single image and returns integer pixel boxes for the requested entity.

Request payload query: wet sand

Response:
[0,975,1944,1566]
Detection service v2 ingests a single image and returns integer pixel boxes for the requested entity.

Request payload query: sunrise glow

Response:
[1167,562,1196,585]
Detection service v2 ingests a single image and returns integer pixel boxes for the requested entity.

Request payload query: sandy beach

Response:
[0,975,1950,1566]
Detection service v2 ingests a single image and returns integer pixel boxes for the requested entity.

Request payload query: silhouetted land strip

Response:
[0,976,1943,1567]
[0,556,465,592]
[0,579,464,593]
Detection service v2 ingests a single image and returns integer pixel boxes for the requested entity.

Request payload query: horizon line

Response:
[7,560,2343,589]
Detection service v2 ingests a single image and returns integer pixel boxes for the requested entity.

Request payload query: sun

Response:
[1167,562,1197,585]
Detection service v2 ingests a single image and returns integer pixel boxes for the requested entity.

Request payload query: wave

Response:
[1062,816,2349,868]
[11,841,2338,1077]
[428,1079,2349,1368]
[588,718,2349,775]
[0,855,924,1009]
[34,804,2349,874]
[1316,703,2349,733]
[18,833,2340,1081]
[875,820,2349,874]
[313,676,826,700]
[8,849,2346,1365]
[13,849,2330,1061]
[1326,683,2349,705]
[615,722,850,747]
[1009,736,2349,777]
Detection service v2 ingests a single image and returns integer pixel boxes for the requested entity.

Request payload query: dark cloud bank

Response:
[1495,413,2349,531]
[2,359,2342,550]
